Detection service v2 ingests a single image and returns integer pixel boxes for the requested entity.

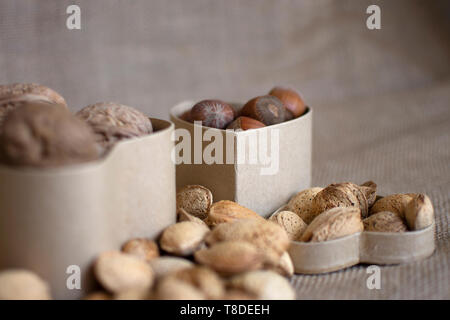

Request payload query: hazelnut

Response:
[269,86,306,118]
[190,100,235,129]
[179,110,192,122]
[76,102,153,150]
[0,101,99,167]
[226,116,266,131]
[0,83,67,125]
[240,95,287,125]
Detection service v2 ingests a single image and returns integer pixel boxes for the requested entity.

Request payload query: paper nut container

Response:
[0,118,176,299]
[271,205,436,274]
[170,101,312,217]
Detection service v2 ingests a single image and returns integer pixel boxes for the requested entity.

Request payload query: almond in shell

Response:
[205,218,289,265]
[286,187,323,224]
[205,200,264,227]
[194,241,264,275]
[300,207,363,242]
[94,251,154,294]
[176,185,213,220]
[363,211,407,232]
[405,194,434,230]
[228,270,295,300]
[269,210,307,241]
[160,221,210,256]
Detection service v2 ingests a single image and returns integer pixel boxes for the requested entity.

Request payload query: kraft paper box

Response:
[0,118,176,299]
[170,101,312,217]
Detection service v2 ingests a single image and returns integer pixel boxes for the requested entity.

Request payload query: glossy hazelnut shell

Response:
[269,86,306,118]
[190,100,235,129]
[240,95,286,125]
[226,116,266,131]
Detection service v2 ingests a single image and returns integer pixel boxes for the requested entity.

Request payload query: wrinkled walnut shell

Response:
[76,102,153,150]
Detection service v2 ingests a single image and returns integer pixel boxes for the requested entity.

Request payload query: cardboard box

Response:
[0,118,176,299]
[170,101,312,217]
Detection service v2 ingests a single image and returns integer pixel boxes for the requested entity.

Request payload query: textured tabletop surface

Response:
[293,82,450,299]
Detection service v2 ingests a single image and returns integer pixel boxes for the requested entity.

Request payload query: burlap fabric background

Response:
[0,0,448,299]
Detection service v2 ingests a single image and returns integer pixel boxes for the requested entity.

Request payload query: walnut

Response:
[0,83,67,125]
[0,101,99,167]
[76,102,153,150]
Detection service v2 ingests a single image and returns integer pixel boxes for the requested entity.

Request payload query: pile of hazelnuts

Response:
[180,87,307,130]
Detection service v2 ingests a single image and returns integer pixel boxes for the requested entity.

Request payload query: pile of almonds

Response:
[80,185,296,300]
[0,83,153,167]
[0,182,435,299]
[180,86,307,130]
[271,181,435,242]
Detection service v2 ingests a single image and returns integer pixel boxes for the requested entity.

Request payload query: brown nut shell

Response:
[176,185,213,220]
[148,257,194,279]
[76,102,153,150]
[269,211,307,241]
[94,251,154,294]
[0,83,67,124]
[194,241,264,275]
[363,211,407,232]
[177,208,209,228]
[311,182,376,218]
[0,269,51,300]
[369,194,413,219]
[159,221,210,256]
[405,194,434,230]
[190,100,235,129]
[169,266,225,299]
[205,200,264,227]
[240,95,287,125]
[0,101,99,167]
[269,86,306,118]
[286,187,323,224]
[226,116,266,131]
[300,207,363,242]
[205,218,290,265]
[228,270,295,300]
[121,238,159,262]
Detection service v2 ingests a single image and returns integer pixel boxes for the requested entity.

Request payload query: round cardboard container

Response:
[0,118,176,299]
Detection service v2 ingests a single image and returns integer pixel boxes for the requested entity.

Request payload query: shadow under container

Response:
[0,118,176,299]
[170,101,312,217]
